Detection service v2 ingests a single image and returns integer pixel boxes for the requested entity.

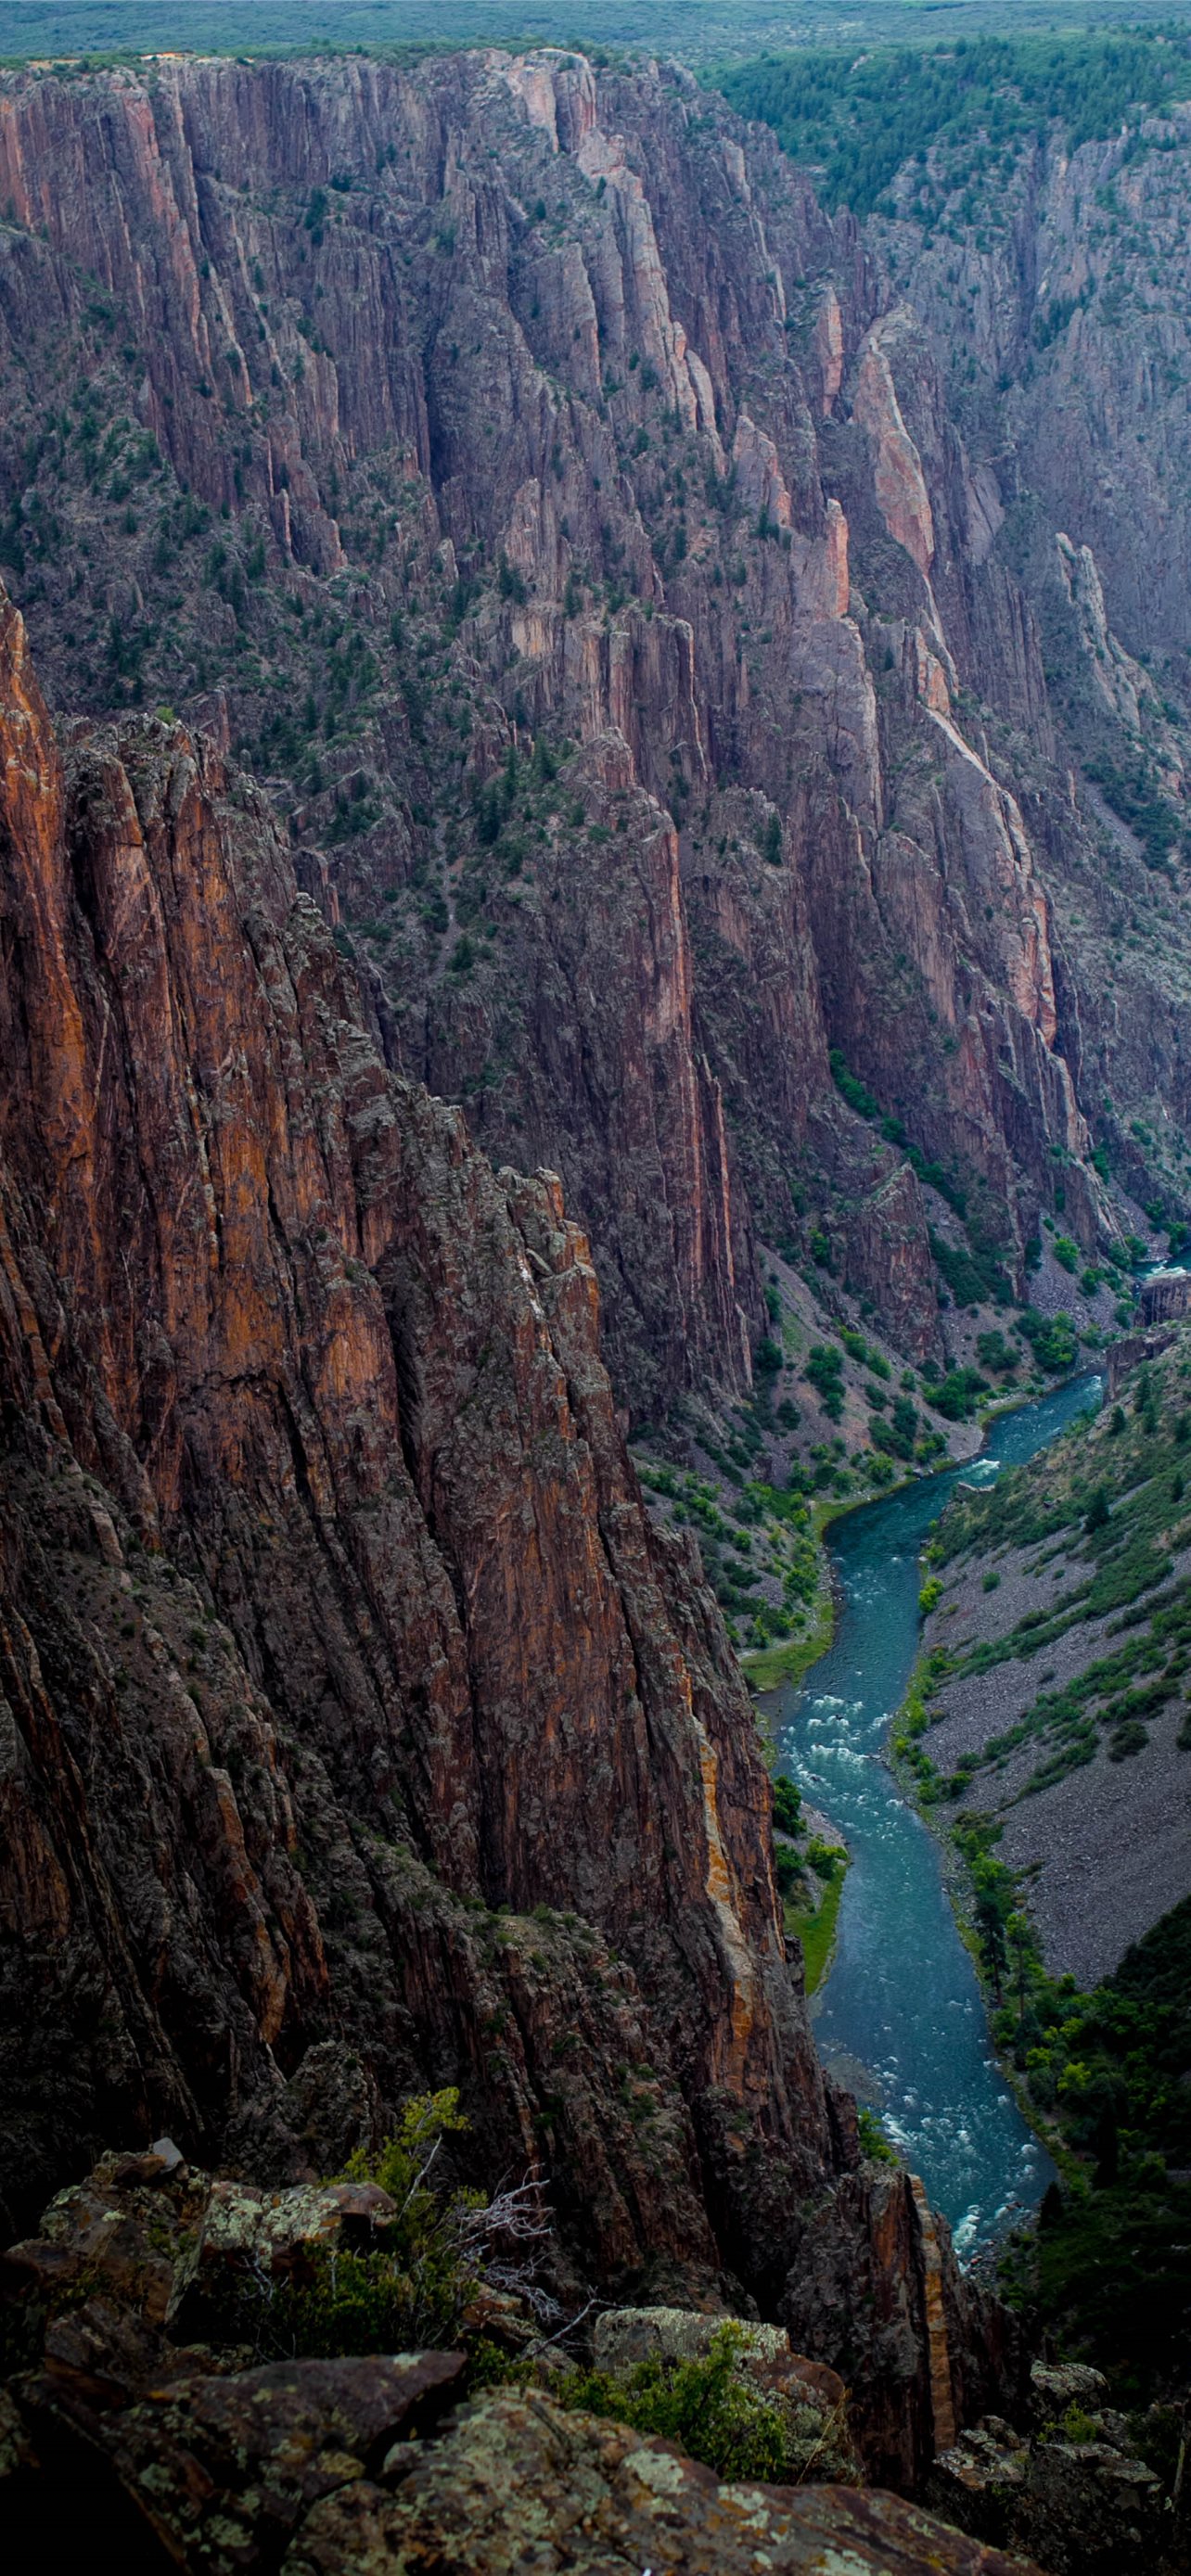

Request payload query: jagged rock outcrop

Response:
[927,2361,1175,2576]
[880,103,1191,666]
[0,45,1126,1409]
[866,104,1191,1229]
[0,591,1014,2484]
[286,2412,1045,2576]
[0,2147,1043,2576]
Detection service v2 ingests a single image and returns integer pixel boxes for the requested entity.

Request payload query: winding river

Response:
[774,1372,1102,2258]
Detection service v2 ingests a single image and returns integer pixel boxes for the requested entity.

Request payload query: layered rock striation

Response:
[866,103,1191,1226]
[0,590,1012,2483]
[0,45,1128,1406]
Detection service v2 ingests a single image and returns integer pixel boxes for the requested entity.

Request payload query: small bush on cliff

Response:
[827,1047,878,1121]
[564,2324,828,2483]
[927,1365,988,1422]
[805,1343,844,1419]
[857,2107,899,2165]
[773,1842,804,1899]
[1017,1308,1079,1374]
[197,2090,545,2364]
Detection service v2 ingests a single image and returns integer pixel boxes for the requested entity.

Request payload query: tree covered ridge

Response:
[715,30,1191,220]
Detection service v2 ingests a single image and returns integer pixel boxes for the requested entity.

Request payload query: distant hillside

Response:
[4,0,1191,69]
[718,28,1191,218]
[907,1328,1191,2398]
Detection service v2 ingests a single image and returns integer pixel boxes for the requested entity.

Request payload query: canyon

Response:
[1,34,1190,2569]
[0,42,1173,1427]
[0,576,1020,2496]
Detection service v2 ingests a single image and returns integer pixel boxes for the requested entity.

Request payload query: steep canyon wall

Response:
[0,46,1130,1409]
[0,584,1015,2483]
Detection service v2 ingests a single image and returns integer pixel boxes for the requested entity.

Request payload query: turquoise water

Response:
[775,1373,1102,2257]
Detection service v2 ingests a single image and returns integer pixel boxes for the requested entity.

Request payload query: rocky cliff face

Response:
[868,107,1191,1231]
[0,45,1132,1416]
[11,39,1176,2505]
[0,584,1014,2485]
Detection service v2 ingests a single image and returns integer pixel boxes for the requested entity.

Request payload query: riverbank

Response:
[888,1654,1081,2185]
[769,1376,1103,2248]
[906,1343,1191,1987]
[791,1859,847,1994]
[738,1377,1097,1693]
[880,1336,1191,2402]
[775,1796,851,1994]
[631,1235,1094,1691]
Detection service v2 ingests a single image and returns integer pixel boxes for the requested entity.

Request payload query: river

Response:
[773,1371,1103,2258]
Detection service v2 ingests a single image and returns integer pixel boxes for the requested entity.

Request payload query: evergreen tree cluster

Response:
[718,32,1191,222]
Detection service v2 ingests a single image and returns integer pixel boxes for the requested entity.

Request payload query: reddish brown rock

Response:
[0,592,1016,2485]
[282,2390,1048,2576]
[852,313,937,582]
[0,2146,1039,2576]
[0,43,1128,1402]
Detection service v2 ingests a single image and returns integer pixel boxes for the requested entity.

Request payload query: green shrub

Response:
[1018,1309,1079,1373]
[198,2090,486,2361]
[928,1366,989,1421]
[806,1344,845,1420]
[772,1777,803,1835]
[805,1837,846,1878]
[828,1047,878,1121]
[773,1843,803,1897]
[857,2107,898,2164]
[930,1229,1009,1309]
[870,1400,918,1461]
[564,2326,824,2484]
[977,1330,1018,1375]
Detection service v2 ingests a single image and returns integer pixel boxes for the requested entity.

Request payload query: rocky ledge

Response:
[928,2364,1174,2576]
[0,2145,1041,2576]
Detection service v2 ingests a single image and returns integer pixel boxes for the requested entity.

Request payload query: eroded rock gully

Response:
[0,44,1135,1414]
[0,590,1018,2491]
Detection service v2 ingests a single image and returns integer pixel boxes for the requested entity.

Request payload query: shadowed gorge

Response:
[0,578,1025,2494]
[1,33,1190,2573]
